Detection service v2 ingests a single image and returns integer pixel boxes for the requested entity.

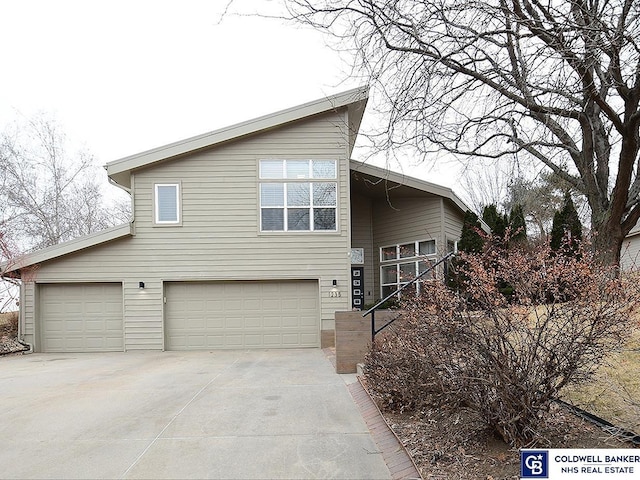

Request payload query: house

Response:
[2,87,471,353]
[621,225,640,271]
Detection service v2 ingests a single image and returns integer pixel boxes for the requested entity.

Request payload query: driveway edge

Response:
[347,378,423,480]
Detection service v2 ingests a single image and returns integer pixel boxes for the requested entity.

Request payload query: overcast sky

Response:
[0,0,459,190]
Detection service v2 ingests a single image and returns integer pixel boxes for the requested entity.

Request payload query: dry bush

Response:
[365,242,640,447]
[7,311,18,331]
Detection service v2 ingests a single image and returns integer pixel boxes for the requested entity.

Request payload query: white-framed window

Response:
[259,159,337,232]
[380,239,437,298]
[154,183,180,225]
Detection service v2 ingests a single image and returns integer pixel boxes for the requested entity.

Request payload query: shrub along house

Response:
[3,87,471,353]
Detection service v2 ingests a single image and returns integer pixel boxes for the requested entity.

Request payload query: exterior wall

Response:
[22,110,353,351]
[442,199,465,250]
[621,234,640,271]
[20,282,36,348]
[371,196,443,299]
[350,193,375,307]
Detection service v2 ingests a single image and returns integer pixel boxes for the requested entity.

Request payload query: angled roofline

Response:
[626,225,640,239]
[107,86,370,188]
[350,159,469,208]
[349,160,490,232]
[1,223,133,276]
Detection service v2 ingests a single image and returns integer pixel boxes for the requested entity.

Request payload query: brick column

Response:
[334,310,398,374]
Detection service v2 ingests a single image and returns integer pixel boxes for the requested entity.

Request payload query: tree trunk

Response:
[592,220,624,267]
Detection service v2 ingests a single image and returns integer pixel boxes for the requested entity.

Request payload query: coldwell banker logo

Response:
[521,450,549,478]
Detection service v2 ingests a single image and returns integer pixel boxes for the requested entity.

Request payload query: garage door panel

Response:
[165,280,319,350]
[39,283,123,353]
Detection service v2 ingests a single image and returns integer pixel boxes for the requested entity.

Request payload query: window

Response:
[380,239,436,297]
[259,160,337,232]
[155,183,180,224]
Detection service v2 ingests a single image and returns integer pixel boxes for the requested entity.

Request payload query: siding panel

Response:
[29,110,352,350]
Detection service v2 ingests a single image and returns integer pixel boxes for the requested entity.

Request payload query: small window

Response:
[381,246,397,261]
[155,183,180,224]
[419,240,436,255]
[399,243,416,258]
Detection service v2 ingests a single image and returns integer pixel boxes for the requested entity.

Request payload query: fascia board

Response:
[107,86,369,180]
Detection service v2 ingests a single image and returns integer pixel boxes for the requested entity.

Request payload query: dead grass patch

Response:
[562,328,640,434]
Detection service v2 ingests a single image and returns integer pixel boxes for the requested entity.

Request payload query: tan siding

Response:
[28,110,352,350]
[443,199,465,247]
[371,197,443,299]
[373,197,442,247]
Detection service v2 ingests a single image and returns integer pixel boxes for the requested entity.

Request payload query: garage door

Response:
[39,283,124,353]
[164,280,319,350]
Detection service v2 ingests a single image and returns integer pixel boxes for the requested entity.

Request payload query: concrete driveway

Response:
[0,349,392,479]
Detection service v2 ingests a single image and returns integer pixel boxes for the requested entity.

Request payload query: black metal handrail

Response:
[363,251,456,341]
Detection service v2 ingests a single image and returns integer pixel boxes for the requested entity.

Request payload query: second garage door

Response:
[164,280,319,350]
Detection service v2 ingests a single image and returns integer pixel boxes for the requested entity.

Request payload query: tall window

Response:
[155,183,180,224]
[259,160,337,232]
[380,240,436,297]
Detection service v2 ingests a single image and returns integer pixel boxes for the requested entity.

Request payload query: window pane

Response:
[399,263,416,281]
[382,285,396,299]
[261,208,284,230]
[312,160,336,179]
[419,240,436,255]
[287,183,310,206]
[313,208,336,230]
[381,265,397,285]
[313,182,337,206]
[419,260,436,279]
[260,160,283,179]
[157,185,178,222]
[381,246,396,261]
[403,283,416,296]
[261,183,284,206]
[288,208,310,230]
[286,160,309,179]
[399,243,416,258]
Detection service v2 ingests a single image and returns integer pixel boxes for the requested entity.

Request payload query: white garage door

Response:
[39,283,124,353]
[164,280,319,350]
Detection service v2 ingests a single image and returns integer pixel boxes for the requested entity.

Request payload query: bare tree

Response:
[276,0,640,265]
[0,231,19,312]
[0,115,128,252]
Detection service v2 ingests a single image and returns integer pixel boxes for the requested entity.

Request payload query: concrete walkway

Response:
[0,349,392,479]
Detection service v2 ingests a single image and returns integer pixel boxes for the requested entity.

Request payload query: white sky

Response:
[0,0,460,192]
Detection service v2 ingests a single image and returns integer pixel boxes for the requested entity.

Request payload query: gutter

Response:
[17,282,32,353]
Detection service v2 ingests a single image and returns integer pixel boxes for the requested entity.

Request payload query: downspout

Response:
[17,280,32,353]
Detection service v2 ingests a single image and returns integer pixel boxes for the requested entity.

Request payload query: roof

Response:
[107,86,370,188]
[350,160,469,211]
[627,223,640,238]
[349,161,490,232]
[1,223,133,276]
